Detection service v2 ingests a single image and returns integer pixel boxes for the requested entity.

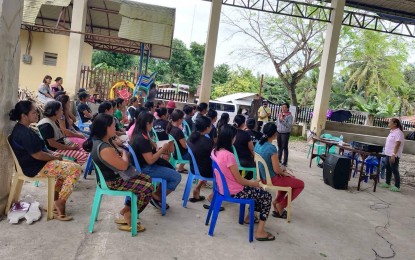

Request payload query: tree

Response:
[212,64,231,85]
[92,50,136,70]
[212,67,258,99]
[222,7,328,106]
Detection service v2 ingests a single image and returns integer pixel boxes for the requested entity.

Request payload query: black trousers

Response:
[239,158,255,180]
[257,121,264,132]
[385,156,400,188]
[277,132,290,165]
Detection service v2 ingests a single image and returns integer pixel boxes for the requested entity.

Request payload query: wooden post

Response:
[259,74,264,99]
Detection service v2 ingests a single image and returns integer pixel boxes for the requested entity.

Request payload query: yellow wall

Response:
[19,30,93,93]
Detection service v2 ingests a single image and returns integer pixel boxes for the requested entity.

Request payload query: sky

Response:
[132,0,277,75]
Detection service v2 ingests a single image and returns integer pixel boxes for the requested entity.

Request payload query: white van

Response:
[208,100,252,123]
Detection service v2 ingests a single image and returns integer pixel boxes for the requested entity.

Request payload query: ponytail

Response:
[233,115,245,129]
[259,122,277,145]
[9,100,33,121]
[189,116,211,143]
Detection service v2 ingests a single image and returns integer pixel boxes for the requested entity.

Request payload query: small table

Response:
[309,137,385,192]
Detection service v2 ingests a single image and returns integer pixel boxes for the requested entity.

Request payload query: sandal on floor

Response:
[256,232,275,242]
[380,183,391,188]
[118,224,146,232]
[189,196,206,203]
[53,213,73,221]
[203,204,224,211]
[150,198,170,210]
[244,216,260,224]
[177,169,188,174]
[389,186,400,192]
[272,210,287,219]
[114,218,141,225]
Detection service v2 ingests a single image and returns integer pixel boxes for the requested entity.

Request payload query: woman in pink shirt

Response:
[211,125,274,241]
[381,118,405,192]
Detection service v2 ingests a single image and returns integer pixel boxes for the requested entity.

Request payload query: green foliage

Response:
[147,39,205,93]
[261,76,289,104]
[211,67,259,99]
[92,50,136,70]
[212,64,231,85]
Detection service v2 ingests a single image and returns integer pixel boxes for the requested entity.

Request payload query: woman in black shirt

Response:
[130,112,182,210]
[187,116,213,203]
[153,107,169,141]
[167,109,190,173]
[233,115,255,179]
[9,101,82,221]
[84,114,153,232]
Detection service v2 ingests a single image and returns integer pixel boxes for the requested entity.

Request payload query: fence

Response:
[156,89,189,103]
[80,66,138,100]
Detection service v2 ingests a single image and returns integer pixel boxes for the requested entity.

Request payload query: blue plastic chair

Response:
[76,110,91,134]
[182,147,214,208]
[205,159,255,242]
[89,161,139,237]
[168,134,190,168]
[232,145,257,179]
[83,154,94,179]
[127,144,167,216]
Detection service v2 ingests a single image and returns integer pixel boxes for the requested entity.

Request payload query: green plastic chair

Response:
[232,145,257,179]
[89,161,139,237]
[307,133,338,165]
[168,134,190,168]
[182,121,191,139]
[150,128,159,142]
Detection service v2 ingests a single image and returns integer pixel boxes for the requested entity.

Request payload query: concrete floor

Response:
[1,149,414,260]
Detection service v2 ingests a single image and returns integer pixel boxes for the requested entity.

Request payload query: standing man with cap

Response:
[257,100,271,132]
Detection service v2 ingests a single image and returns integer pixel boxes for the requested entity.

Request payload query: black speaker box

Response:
[323,154,351,190]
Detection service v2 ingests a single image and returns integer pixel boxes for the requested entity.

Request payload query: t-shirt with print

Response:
[10,123,47,177]
[77,103,92,123]
[153,119,169,140]
[233,129,253,162]
[38,122,65,151]
[211,149,243,195]
[130,131,155,167]
[246,129,263,146]
[187,135,213,178]
[254,141,278,180]
[169,125,187,158]
[385,128,405,157]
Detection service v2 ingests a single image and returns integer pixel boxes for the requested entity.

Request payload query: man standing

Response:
[257,100,271,131]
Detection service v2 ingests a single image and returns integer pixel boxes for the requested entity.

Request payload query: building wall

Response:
[18,30,92,94]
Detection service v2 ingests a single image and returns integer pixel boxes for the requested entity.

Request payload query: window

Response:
[223,104,235,112]
[43,52,58,66]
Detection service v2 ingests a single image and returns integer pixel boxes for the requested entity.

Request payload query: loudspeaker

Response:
[323,154,351,190]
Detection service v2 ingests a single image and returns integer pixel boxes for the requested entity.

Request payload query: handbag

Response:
[97,142,139,181]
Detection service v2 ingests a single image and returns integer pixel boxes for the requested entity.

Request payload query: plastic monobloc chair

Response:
[89,161,139,236]
[76,110,91,134]
[232,145,257,179]
[182,121,191,139]
[83,154,94,179]
[127,144,167,216]
[6,138,56,220]
[182,147,214,208]
[205,159,255,242]
[168,134,190,168]
[254,152,292,223]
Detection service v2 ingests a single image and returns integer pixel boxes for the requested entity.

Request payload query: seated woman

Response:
[216,112,229,136]
[114,97,129,126]
[233,115,255,179]
[246,118,263,146]
[130,112,182,209]
[9,101,81,221]
[37,101,89,165]
[254,122,304,219]
[167,109,190,173]
[211,125,274,241]
[55,94,87,147]
[186,116,213,204]
[84,114,153,232]
[153,107,169,141]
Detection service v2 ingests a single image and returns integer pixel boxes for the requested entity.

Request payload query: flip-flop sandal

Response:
[114,218,141,225]
[150,198,170,210]
[177,169,188,174]
[203,204,224,211]
[256,232,275,242]
[272,210,287,219]
[118,224,146,232]
[189,196,206,203]
[53,213,73,221]
[244,216,260,224]
[389,186,401,192]
[380,183,391,188]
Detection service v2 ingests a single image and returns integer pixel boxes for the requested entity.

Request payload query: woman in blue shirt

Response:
[254,123,304,219]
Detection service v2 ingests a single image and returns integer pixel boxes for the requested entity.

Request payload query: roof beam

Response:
[203,0,415,38]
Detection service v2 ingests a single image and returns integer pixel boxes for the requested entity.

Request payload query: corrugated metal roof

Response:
[215,92,258,102]
[21,0,174,59]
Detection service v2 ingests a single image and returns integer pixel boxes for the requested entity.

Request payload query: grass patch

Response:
[290,135,307,142]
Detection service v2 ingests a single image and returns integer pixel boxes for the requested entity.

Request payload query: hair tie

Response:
[263,134,268,138]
